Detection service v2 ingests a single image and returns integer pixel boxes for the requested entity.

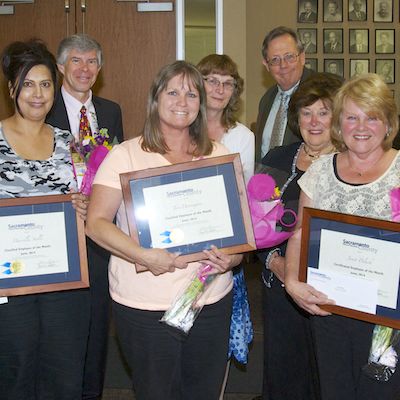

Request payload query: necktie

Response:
[79,105,92,144]
[269,93,288,149]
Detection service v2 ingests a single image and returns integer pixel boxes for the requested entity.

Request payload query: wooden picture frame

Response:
[0,194,88,296]
[299,207,400,329]
[120,154,256,272]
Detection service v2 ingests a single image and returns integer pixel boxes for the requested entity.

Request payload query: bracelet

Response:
[265,248,281,270]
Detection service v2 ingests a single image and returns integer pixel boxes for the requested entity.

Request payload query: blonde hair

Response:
[331,73,398,151]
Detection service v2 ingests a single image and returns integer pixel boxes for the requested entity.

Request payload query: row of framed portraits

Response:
[305,58,395,84]
[299,28,395,54]
[298,0,396,23]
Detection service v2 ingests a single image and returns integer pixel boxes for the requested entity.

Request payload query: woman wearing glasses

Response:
[197,54,255,397]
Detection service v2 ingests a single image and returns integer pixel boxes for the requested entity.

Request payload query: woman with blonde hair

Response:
[285,73,400,399]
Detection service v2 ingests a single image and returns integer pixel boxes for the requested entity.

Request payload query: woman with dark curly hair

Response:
[259,72,343,400]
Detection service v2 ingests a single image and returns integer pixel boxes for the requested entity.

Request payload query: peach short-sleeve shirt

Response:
[93,136,234,311]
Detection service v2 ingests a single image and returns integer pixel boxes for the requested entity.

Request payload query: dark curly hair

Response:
[1,39,57,117]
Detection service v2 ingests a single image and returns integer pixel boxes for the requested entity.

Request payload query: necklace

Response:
[303,144,336,160]
[303,145,320,159]
[347,154,383,177]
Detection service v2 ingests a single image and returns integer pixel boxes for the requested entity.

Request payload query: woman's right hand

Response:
[285,278,334,316]
[138,248,188,276]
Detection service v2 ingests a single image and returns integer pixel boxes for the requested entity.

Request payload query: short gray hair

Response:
[262,26,304,60]
[56,34,103,66]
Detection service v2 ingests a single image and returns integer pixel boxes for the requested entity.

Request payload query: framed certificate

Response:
[120,154,256,271]
[299,207,400,329]
[0,194,89,296]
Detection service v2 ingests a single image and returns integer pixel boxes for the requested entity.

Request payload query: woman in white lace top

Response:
[285,74,400,399]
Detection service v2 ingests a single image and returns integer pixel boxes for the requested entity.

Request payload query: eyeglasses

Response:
[266,53,299,67]
[203,76,236,91]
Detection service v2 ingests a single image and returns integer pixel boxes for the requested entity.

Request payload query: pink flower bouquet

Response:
[247,173,297,249]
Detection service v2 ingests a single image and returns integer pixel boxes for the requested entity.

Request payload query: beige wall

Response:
[224,0,400,128]
[224,0,297,128]
[223,0,247,122]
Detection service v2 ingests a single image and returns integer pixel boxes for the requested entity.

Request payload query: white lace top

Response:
[298,152,400,220]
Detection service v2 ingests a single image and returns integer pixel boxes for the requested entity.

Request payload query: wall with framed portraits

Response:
[240,0,400,128]
[296,0,399,102]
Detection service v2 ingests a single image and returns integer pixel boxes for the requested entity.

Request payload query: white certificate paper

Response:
[141,175,234,249]
[308,268,378,314]
[1,212,69,279]
[317,229,400,310]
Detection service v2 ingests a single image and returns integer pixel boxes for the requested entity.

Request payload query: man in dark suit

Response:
[348,0,367,20]
[298,1,318,22]
[255,26,314,161]
[324,31,343,54]
[46,33,123,400]
[376,32,394,53]
[350,31,368,53]
[301,31,317,54]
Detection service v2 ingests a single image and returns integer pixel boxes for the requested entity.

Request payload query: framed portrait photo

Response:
[298,28,318,54]
[305,58,318,71]
[375,29,395,54]
[298,0,318,23]
[349,29,369,54]
[323,0,343,21]
[323,29,343,54]
[350,59,369,78]
[376,59,395,84]
[373,0,393,22]
[324,59,344,77]
[348,0,367,21]
[299,207,400,329]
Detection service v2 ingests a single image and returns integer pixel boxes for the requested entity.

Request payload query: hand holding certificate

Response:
[120,154,255,272]
[299,207,400,329]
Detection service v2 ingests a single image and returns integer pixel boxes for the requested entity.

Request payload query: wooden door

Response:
[0,0,74,118]
[0,0,176,139]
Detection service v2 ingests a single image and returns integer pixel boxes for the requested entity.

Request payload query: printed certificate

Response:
[300,207,400,329]
[0,194,88,296]
[1,212,69,279]
[120,154,255,271]
[142,175,233,249]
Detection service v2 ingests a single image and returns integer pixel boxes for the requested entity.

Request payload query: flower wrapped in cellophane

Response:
[161,264,217,335]
[71,128,117,195]
[362,325,400,381]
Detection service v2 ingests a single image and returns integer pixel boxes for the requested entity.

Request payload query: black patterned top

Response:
[0,123,77,198]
